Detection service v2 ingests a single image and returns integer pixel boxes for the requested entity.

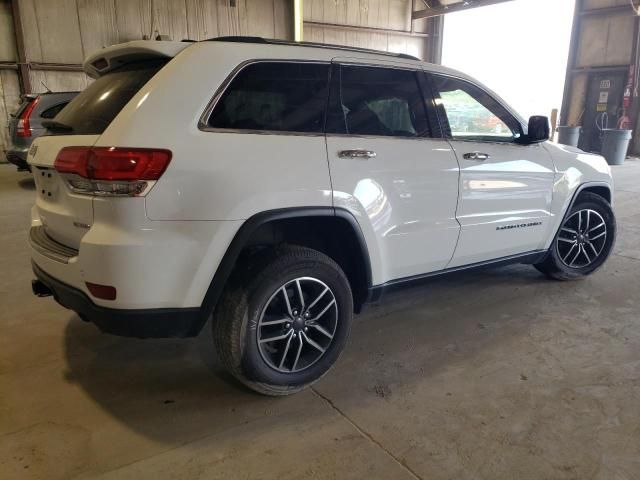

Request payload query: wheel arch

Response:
[575,183,612,205]
[544,181,614,251]
[199,207,373,330]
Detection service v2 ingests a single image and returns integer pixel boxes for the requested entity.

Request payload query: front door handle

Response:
[463,152,490,161]
[338,149,377,159]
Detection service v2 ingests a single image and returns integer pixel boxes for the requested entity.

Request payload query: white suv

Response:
[29,37,616,395]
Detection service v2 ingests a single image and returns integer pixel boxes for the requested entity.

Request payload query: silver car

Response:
[6,91,78,171]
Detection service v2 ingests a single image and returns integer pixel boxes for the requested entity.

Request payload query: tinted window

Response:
[53,60,166,135]
[327,65,429,137]
[40,102,69,119]
[208,62,330,133]
[432,75,521,142]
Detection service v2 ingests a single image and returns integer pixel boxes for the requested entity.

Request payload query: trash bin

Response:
[601,129,632,166]
[557,126,581,147]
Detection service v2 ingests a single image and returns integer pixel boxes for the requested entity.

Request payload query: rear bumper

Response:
[33,262,204,338]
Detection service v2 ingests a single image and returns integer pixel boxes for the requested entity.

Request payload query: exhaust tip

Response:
[32,279,52,297]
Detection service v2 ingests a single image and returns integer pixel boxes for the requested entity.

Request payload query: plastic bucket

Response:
[557,126,581,147]
[601,129,632,166]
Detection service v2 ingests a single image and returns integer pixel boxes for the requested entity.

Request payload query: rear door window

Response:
[326,65,430,137]
[52,60,166,135]
[207,62,330,134]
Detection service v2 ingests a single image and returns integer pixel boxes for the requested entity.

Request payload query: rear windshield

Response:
[52,60,167,135]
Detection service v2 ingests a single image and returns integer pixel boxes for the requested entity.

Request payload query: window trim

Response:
[326,61,441,140]
[198,59,331,137]
[427,72,528,146]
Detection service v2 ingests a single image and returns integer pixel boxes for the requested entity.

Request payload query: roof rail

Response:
[206,36,421,62]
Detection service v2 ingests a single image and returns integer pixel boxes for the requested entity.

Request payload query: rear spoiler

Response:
[83,40,191,78]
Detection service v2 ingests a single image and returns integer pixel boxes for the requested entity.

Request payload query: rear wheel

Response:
[535,192,616,280]
[213,245,353,396]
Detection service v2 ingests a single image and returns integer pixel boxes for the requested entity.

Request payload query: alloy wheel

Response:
[257,277,338,373]
[556,209,607,268]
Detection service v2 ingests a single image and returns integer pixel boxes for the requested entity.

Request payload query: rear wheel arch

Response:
[200,208,372,328]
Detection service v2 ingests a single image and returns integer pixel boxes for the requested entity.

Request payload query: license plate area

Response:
[34,167,60,201]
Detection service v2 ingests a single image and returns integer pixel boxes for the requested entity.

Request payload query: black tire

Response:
[213,245,353,396]
[535,192,616,280]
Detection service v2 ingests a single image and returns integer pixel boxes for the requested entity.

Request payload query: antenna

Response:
[40,81,52,93]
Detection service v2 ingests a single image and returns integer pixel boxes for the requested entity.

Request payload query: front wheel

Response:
[535,192,616,280]
[213,245,353,396]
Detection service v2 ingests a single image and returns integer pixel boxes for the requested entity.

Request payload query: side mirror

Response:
[525,115,550,144]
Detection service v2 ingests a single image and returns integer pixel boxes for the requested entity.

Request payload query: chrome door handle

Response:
[338,149,377,159]
[463,152,490,161]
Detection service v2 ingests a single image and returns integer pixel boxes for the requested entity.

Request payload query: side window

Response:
[40,102,69,119]
[208,62,330,133]
[431,75,521,143]
[328,65,429,138]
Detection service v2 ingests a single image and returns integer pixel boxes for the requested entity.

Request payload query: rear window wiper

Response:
[42,120,74,133]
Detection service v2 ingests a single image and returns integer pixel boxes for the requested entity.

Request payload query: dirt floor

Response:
[1,160,639,479]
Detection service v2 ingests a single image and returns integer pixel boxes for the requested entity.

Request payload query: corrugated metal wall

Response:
[0,0,438,158]
[0,0,20,153]
[0,0,295,157]
[304,0,432,60]
[561,0,640,154]
[563,0,636,127]
[19,0,294,94]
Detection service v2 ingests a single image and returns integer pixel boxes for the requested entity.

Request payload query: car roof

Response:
[84,37,457,78]
[82,37,527,126]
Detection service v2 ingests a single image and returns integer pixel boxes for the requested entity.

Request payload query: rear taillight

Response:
[54,146,171,196]
[16,97,40,137]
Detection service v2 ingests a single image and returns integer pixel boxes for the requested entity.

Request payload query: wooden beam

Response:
[560,0,583,127]
[0,63,18,71]
[294,0,303,41]
[427,16,444,64]
[10,0,31,93]
[303,21,431,38]
[580,5,636,17]
[571,65,630,74]
[0,62,83,72]
[30,63,84,72]
[413,0,515,20]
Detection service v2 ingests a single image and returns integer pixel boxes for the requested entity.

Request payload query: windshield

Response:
[52,60,167,135]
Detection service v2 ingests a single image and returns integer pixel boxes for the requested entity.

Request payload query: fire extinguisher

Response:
[618,65,634,129]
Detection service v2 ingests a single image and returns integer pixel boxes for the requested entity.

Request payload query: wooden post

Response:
[10,0,31,94]
[294,0,303,42]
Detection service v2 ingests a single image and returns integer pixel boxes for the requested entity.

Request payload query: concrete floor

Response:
[1,161,640,480]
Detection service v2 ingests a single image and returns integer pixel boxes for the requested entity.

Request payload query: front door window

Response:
[432,75,521,143]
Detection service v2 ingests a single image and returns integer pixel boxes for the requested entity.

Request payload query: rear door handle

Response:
[463,152,490,161]
[338,149,377,159]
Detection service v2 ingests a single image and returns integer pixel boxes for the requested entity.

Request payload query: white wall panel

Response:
[77,0,119,56]
[24,0,84,63]
[28,70,91,94]
[0,0,16,62]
